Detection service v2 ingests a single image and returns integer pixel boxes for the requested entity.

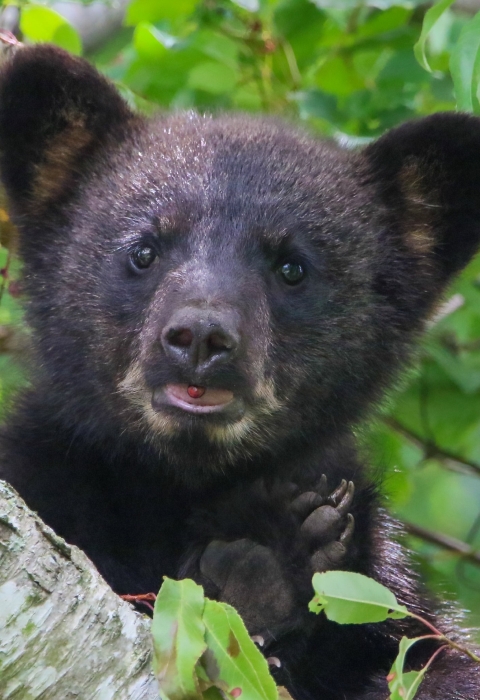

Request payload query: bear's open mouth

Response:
[152,384,235,414]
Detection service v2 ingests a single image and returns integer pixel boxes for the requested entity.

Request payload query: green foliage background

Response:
[2,0,480,631]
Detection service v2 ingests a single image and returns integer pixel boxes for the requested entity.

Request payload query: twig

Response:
[346,3,363,35]
[457,511,480,589]
[280,39,301,89]
[403,520,480,567]
[0,246,11,306]
[384,417,480,477]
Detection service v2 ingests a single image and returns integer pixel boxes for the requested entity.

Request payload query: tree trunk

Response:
[0,480,159,700]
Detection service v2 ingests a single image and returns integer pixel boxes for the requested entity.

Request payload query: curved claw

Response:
[336,481,355,516]
[314,473,328,497]
[327,479,347,507]
[339,513,355,545]
[267,657,282,668]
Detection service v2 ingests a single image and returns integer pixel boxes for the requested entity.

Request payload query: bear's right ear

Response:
[363,112,480,284]
[0,45,136,215]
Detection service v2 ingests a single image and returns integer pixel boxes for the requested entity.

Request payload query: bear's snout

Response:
[161,306,240,373]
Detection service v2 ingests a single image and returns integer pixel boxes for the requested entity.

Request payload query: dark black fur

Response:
[0,45,479,699]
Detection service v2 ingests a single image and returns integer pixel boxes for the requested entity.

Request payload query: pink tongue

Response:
[167,384,234,407]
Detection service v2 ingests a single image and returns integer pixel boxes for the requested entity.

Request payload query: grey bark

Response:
[54,1,130,53]
[0,2,129,53]
[0,480,159,700]
[455,0,480,13]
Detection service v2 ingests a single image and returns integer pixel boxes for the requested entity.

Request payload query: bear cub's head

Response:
[1,46,480,482]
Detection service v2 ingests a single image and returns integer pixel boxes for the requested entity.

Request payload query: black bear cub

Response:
[0,45,479,699]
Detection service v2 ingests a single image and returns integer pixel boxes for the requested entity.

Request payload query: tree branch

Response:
[384,417,480,477]
[0,480,159,700]
[403,520,480,567]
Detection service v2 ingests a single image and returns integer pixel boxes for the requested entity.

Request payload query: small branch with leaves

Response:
[150,571,480,700]
[309,572,480,699]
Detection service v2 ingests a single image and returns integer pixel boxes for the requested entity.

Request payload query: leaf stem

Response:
[410,613,443,637]
[411,613,480,663]
[422,643,448,670]
[280,39,301,89]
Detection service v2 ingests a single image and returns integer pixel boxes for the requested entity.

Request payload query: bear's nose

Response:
[161,308,240,371]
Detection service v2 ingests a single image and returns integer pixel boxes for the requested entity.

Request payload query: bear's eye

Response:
[278,261,305,285]
[129,245,157,271]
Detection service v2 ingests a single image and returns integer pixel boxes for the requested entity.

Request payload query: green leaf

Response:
[413,0,455,73]
[188,62,237,94]
[194,31,239,70]
[315,55,364,96]
[126,0,197,26]
[356,7,412,39]
[273,0,326,68]
[201,599,277,700]
[292,90,338,123]
[232,84,263,111]
[389,670,425,700]
[450,11,480,113]
[274,0,325,40]
[134,23,175,62]
[388,637,429,700]
[310,571,409,624]
[115,83,157,116]
[151,577,207,700]
[424,339,480,394]
[20,6,82,55]
[202,688,225,700]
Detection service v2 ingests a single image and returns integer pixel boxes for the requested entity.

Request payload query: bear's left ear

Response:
[0,44,136,215]
[363,112,480,287]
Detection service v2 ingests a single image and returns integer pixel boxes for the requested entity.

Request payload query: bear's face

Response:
[36,114,393,475]
[1,47,480,482]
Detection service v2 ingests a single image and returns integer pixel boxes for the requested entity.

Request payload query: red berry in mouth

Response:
[187,385,206,398]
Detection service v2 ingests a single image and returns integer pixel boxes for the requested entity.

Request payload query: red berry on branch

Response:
[187,385,205,398]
